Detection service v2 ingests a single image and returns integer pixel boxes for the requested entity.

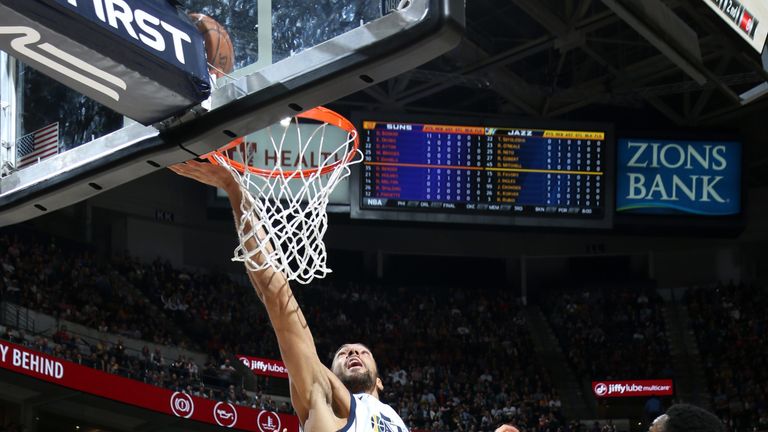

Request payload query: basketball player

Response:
[170,160,408,432]
[649,404,724,432]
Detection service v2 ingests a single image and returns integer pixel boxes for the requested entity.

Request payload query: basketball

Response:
[188,13,235,78]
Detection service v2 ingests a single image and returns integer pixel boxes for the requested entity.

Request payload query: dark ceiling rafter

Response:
[336,0,767,129]
[349,6,623,113]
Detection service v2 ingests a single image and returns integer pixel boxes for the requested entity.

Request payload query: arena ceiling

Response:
[335,0,768,186]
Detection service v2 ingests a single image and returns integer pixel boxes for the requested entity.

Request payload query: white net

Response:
[210,108,361,284]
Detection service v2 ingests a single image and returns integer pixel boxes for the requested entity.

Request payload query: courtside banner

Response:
[701,0,768,53]
[0,340,298,431]
[592,380,674,398]
[616,138,741,216]
[0,0,210,124]
[237,355,289,379]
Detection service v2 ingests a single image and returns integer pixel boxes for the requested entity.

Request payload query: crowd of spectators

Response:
[0,232,184,347]
[546,288,672,381]
[1,229,569,431]
[111,253,568,431]
[685,283,768,432]
[0,323,290,414]
[299,282,565,432]
[18,229,746,432]
[0,232,291,413]
[114,257,280,363]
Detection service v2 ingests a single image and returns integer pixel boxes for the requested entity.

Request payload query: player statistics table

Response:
[360,121,606,217]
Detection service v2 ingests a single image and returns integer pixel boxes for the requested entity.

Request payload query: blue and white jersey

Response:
[338,393,409,432]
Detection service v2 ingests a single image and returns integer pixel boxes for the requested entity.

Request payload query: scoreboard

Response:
[351,115,613,228]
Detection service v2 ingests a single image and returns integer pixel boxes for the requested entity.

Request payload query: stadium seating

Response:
[685,284,768,431]
[546,288,671,381]
[7,229,764,431]
[1,231,565,430]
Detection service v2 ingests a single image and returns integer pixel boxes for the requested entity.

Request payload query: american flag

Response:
[16,122,59,169]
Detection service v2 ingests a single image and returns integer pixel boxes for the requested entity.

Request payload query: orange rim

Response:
[203,106,360,178]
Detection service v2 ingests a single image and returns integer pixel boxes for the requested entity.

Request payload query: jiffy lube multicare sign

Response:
[616,139,741,215]
[592,380,674,398]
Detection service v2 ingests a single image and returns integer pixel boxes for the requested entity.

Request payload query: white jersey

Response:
[338,393,409,432]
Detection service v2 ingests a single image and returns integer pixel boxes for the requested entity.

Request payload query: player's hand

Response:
[495,425,520,432]
[169,159,238,192]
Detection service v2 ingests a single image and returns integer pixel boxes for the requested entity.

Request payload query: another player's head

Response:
[331,343,383,396]
[650,404,723,432]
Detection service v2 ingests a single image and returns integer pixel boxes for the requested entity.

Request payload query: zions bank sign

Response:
[0,0,210,124]
[616,139,741,216]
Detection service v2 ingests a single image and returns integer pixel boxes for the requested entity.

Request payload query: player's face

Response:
[332,343,378,394]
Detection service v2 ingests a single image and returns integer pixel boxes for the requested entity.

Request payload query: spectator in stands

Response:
[151,348,163,367]
[113,339,126,361]
[52,324,71,346]
[0,233,185,347]
[686,283,767,431]
[548,288,669,381]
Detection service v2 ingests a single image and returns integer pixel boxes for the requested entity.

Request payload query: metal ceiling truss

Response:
[339,0,767,126]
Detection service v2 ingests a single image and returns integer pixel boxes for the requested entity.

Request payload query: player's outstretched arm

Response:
[169,161,348,424]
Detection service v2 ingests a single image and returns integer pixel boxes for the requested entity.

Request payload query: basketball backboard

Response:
[0,0,464,226]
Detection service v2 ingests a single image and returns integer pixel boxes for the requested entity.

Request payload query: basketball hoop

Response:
[203,106,361,284]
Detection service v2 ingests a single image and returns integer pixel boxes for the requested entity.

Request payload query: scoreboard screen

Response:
[351,114,613,228]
